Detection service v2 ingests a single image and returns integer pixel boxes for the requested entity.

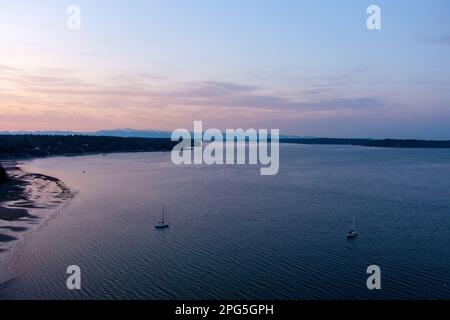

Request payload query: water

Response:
[2,144,450,299]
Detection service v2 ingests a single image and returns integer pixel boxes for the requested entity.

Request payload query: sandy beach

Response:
[0,161,73,252]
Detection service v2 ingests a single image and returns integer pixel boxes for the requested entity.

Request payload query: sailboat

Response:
[155,206,169,229]
[346,213,358,239]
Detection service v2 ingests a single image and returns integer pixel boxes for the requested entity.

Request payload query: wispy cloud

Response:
[1,65,386,110]
[0,64,408,132]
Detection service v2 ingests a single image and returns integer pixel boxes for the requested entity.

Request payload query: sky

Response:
[0,0,449,138]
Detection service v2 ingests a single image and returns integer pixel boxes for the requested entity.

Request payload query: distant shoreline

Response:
[0,135,178,160]
[280,138,450,149]
[2,135,450,160]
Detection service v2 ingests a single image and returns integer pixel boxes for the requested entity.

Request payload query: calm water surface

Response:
[2,144,450,299]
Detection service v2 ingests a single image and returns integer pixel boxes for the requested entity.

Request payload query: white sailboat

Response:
[346,213,358,239]
[155,206,169,229]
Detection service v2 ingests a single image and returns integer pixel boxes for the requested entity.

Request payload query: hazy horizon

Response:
[2,127,450,141]
[1,0,450,139]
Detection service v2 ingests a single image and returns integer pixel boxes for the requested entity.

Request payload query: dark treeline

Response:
[0,164,7,183]
[2,135,450,160]
[0,135,178,159]
[280,138,450,148]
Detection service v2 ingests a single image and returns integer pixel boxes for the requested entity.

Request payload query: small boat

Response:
[346,214,358,239]
[347,229,358,239]
[155,206,169,229]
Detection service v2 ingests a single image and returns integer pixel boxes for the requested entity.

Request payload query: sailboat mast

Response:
[162,206,165,223]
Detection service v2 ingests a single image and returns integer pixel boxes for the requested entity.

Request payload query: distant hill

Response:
[94,129,171,138]
[0,129,172,139]
[0,130,79,136]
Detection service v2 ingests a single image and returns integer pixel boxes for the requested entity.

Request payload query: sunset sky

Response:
[1,0,450,138]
